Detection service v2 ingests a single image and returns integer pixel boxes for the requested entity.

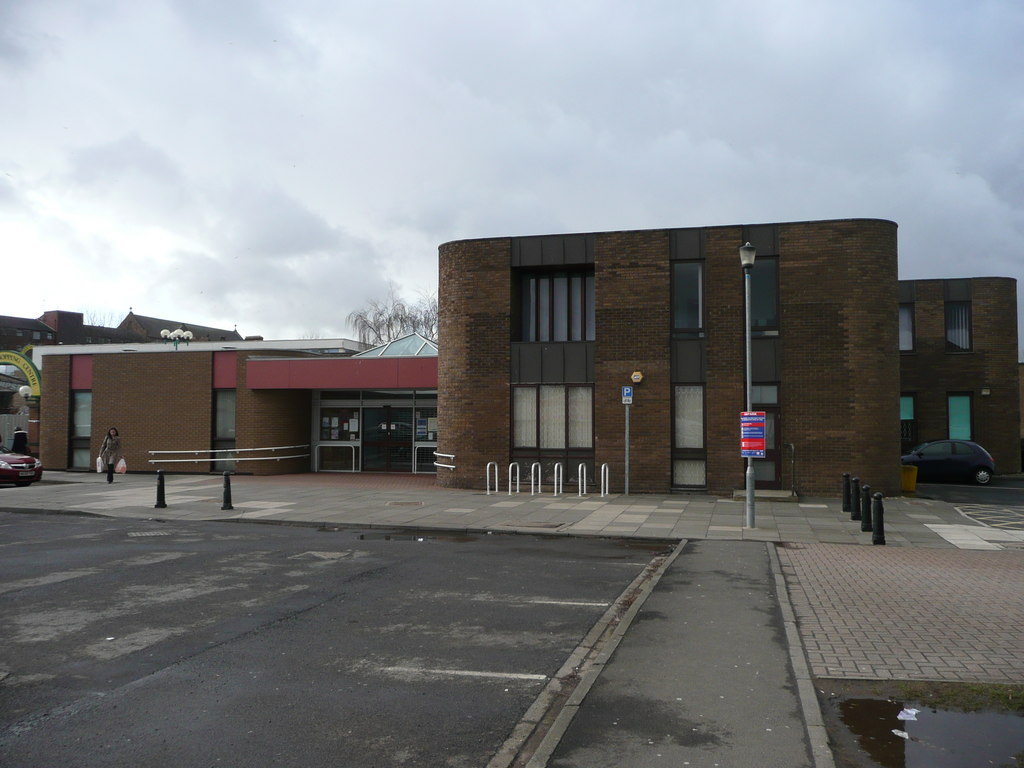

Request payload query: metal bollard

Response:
[851,477,861,521]
[841,473,851,514]
[154,470,167,509]
[221,471,234,511]
[860,484,873,532]
[872,492,886,545]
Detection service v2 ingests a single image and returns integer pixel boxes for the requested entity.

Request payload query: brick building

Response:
[436,218,1018,497]
[898,278,1021,473]
[34,335,438,476]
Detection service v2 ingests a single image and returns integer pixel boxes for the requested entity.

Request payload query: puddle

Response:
[838,697,1024,767]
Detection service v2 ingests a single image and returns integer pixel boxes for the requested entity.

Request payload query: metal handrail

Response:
[149,444,309,455]
[434,451,455,470]
[317,443,357,472]
[149,453,310,464]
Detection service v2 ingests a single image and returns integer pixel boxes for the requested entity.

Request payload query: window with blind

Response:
[945,301,971,352]
[516,269,595,342]
[513,385,593,449]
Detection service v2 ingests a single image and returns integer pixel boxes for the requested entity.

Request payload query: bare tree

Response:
[347,286,437,346]
[83,309,121,328]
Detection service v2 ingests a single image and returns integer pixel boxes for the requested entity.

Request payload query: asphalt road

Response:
[0,513,671,768]
[916,477,1024,530]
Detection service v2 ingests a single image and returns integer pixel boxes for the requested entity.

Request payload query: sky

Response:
[1,0,1022,352]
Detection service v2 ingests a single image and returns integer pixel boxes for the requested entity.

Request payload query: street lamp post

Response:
[740,242,757,529]
[160,328,194,350]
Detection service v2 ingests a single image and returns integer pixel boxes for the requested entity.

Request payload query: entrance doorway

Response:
[362,407,413,472]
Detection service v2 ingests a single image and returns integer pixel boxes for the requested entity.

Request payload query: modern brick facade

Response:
[438,218,903,496]
[899,277,1021,473]
[35,337,430,477]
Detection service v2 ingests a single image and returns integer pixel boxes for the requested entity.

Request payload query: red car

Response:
[0,446,43,487]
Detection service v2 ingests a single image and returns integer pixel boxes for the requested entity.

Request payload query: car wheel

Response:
[973,467,992,485]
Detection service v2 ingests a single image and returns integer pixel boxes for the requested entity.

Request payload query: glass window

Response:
[567,387,593,448]
[945,301,971,352]
[674,386,704,449]
[899,304,915,351]
[513,388,537,448]
[214,390,236,440]
[672,262,703,331]
[948,394,971,440]
[71,392,92,438]
[750,258,778,330]
[673,459,706,486]
[900,395,914,421]
[751,385,778,405]
[513,385,593,450]
[539,386,565,449]
[517,269,595,342]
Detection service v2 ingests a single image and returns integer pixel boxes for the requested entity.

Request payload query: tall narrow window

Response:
[513,388,538,448]
[899,304,915,351]
[213,390,237,472]
[69,391,92,469]
[900,394,917,450]
[751,257,779,331]
[945,301,971,351]
[672,261,703,332]
[947,394,971,440]
[673,385,706,487]
[517,269,595,342]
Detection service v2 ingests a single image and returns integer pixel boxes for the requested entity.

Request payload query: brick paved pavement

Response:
[777,542,1024,684]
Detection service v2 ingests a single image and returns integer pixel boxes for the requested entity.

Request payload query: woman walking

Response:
[100,427,122,484]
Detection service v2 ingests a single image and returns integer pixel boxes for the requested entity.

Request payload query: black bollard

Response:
[221,471,234,511]
[872,492,886,545]
[860,484,873,532]
[851,477,861,521]
[154,470,167,509]
[842,473,851,514]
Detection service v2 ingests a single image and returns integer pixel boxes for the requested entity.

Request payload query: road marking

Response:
[524,599,610,607]
[382,666,548,682]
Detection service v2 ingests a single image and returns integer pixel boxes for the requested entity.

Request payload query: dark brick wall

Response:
[900,278,1021,473]
[438,219,902,495]
[593,229,671,492]
[236,351,312,475]
[39,349,313,475]
[39,355,71,468]
[91,351,214,474]
[437,238,512,488]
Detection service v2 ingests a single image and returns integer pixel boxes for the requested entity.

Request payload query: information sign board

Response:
[621,385,633,405]
[740,411,766,458]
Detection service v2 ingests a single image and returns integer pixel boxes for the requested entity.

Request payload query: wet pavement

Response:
[2,471,1023,768]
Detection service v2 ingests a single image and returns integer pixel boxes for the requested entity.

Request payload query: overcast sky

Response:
[1,0,1022,352]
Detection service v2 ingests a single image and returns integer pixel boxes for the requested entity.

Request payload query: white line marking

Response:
[382,667,547,681]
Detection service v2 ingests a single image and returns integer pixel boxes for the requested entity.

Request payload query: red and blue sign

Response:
[741,411,766,458]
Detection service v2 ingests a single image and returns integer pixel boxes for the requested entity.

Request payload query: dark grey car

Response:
[901,440,996,485]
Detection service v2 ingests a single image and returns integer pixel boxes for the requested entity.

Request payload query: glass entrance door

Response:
[362,406,414,472]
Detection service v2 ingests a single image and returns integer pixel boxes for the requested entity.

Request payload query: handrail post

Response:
[508,462,520,495]
[553,462,563,496]
[600,463,609,497]
[578,463,588,497]
[530,462,542,495]
[486,462,499,495]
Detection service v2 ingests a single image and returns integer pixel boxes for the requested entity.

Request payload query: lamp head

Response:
[739,242,756,268]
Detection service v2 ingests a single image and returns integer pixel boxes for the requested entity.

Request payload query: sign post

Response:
[622,386,633,495]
